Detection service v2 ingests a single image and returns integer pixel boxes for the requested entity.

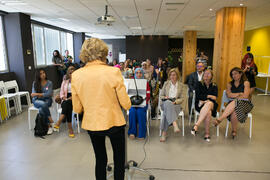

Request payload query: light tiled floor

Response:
[0,93,270,180]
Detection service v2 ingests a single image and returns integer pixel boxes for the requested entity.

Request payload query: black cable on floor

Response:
[143,167,270,175]
[138,135,148,167]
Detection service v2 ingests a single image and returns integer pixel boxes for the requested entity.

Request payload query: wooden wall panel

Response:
[213,7,246,106]
[182,31,197,83]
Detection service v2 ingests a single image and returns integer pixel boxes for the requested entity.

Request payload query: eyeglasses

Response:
[136,72,142,74]
[197,65,203,68]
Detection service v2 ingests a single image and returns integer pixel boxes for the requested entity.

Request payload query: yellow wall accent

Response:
[243,26,270,91]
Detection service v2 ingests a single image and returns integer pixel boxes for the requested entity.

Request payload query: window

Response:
[0,16,8,72]
[32,25,45,66]
[66,33,73,57]
[32,24,74,67]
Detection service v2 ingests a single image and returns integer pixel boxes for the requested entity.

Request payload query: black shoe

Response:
[191,125,198,136]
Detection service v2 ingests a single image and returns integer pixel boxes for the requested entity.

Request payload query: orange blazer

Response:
[71,60,131,131]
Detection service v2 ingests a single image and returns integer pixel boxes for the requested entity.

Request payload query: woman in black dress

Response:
[214,67,253,139]
[191,69,218,142]
[241,53,258,96]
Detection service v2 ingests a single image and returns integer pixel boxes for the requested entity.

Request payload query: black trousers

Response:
[88,127,125,180]
[61,99,72,122]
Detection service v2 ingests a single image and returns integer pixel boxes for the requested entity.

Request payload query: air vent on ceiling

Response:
[165,2,185,5]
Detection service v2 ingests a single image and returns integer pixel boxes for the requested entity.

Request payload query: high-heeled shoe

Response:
[232,131,237,139]
[204,136,211,142]
[191,125,198,136]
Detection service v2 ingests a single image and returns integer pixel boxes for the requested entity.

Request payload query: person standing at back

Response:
[187,62,205,113]
[71,38,131,180]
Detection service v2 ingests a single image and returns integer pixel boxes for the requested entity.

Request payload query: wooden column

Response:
[213,7,246,105]
[182,31,197,83]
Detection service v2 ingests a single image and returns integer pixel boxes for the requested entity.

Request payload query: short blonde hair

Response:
[79,38,108,63]
[168,68,180,81]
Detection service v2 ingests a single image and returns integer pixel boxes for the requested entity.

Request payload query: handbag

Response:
[130,78,144,105]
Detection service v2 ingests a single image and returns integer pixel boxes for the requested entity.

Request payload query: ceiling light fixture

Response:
[129,26,142,30]
[58,18,70,22]
[0,0,27,5]
[240,3,244,6]
[209,8,213,11]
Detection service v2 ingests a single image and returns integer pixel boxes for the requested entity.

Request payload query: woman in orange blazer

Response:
[71,38,131,180]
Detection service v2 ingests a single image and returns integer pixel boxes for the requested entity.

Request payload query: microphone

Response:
[130,77,144,105]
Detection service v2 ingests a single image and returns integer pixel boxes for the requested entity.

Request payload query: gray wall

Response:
[103,39,126,63]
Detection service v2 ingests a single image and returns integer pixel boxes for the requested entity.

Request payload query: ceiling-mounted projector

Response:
[97,5,115,26]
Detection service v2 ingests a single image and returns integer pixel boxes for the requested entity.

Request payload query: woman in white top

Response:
[160,68,184,142]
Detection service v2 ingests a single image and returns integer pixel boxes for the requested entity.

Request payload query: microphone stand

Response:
[106,79,155,180]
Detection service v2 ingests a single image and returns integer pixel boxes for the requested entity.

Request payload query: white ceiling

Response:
[1,0,270,38]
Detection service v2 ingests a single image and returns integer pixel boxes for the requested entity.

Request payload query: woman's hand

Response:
[207,95,216,100]
[31,93,43,98]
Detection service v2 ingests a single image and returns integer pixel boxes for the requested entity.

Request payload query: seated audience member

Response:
[187,62,205,113]
[128,68,150,139]
[125,68,134,79]
[214,67,253,139]
[63,50,73,63]
[191,69,218,142]
[160,68,184,142]
[144,59,154,81]
[241,53,258,96]
[31,69,54,135]
[195,51,208,67]
[52,50,65,77]
[112,59,118,66]
[54,66,76,137]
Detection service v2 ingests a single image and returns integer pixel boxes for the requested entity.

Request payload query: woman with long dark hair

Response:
[52,50,65,78]
[241,53,258,96]
[31,69,54,134]
[214,67,253,139]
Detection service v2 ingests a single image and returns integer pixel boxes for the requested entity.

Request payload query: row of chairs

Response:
[156,88,253,139]
[0,80,31,118]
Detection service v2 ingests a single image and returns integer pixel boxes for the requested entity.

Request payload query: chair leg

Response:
[182,115,185,136]
[189,110,193,126]
[26,93,31,107]
[146,109,150,137]
[217,125,219,137]
[28,109,31,130]
[249,115,252,139]
[6,98,11,117]
[76,113,80,133]
[225,120,229,137]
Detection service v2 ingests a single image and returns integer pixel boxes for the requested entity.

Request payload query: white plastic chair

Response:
[0,81,20,117]
[220,90,253,139]
[188,90,196,125]
[28,105,39,130]
[4,80,31,112]
[56,103,80,133]
[194,111,220,136]
[27,104,54,130]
